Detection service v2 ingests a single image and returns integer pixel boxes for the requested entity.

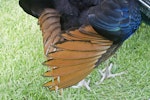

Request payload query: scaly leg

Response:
[72,63,126,90]
[96,63,126,84]
[72,79,91,91]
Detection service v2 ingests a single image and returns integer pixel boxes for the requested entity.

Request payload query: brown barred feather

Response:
[38,8,63,55]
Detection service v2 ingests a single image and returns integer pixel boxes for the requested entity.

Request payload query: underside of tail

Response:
[38,9,121,90]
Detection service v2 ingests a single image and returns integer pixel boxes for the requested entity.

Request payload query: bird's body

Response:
[19,0,99,30]
[19,0,141,90]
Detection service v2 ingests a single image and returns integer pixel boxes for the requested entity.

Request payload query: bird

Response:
[19,0,141,91]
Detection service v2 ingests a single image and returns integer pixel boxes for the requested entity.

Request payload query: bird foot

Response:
[72,79,91,91]
[96,63,126,85]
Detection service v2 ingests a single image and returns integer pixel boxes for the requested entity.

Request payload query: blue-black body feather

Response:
[88,0,141,43]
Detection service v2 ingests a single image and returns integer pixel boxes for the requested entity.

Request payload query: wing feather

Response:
[49,50,105,59]
[43,61,95,77]
[44,66,94,90]
[39,9,114,90]
[55,41,111,51]
[44,57,99,67]
[43,26,113,90]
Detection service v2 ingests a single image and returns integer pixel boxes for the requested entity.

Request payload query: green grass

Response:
[0,0,150,100]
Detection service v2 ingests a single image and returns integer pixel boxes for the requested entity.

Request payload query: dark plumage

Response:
[19,0,141,90]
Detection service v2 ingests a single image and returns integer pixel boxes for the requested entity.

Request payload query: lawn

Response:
[0,0,150,100]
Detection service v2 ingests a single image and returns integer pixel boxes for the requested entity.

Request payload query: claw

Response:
[96,63,126,84]
[72,79,91,91]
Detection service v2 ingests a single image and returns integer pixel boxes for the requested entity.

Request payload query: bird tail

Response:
[38,9,64,56]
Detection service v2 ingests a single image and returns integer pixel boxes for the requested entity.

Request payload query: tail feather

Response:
[38,9,60,24]
[38,8,63,55]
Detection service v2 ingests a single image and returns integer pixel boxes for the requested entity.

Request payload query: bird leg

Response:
[72,79,91,91]
[71,63,126,90]
[96,63,126,84]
